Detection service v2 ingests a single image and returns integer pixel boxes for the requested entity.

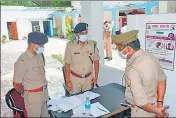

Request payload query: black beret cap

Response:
[74,23,88,34]
[28,31,48,45]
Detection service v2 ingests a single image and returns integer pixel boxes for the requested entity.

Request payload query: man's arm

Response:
[94,60,99,79]
[63,42,72,90]
[140,104,168,117]
[13,60,26,94]
[13,82,24,94]
[157,65,167,107]
[127,67,168,117]
[157,80,166,106]
[64,42,72,82]
[65,63,71,83]
[92,46,100,85]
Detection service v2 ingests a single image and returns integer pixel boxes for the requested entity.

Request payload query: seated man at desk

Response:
[112,30,169,117]
[64,23,100,95]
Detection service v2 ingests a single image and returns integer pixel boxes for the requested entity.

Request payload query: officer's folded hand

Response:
[66,82,73,91]
[157,102,163,108]
[157,105,169,118]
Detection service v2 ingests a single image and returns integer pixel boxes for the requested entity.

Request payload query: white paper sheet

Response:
[76,91,100,102]
[47,91,100,113]
[72,104,85,115]
[47,99,59,106]
[90,102,110,117]
[47,96,83,112]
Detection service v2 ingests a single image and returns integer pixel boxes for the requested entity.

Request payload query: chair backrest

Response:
[5,88,25,111]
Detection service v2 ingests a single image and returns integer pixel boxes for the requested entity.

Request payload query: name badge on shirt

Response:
[74,52,80,54]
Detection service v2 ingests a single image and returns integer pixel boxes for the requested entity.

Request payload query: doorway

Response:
[31,21,40,32]
[43,21,49,36]
[7,22,18,40]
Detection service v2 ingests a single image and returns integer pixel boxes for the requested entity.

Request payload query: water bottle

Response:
[85,97,91,115]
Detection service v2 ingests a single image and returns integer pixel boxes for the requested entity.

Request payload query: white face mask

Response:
[118,48,129,59]
[34,47,44,55]
[79,35,88,42]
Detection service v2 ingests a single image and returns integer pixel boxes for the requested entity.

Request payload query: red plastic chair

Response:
[5,88,27,118]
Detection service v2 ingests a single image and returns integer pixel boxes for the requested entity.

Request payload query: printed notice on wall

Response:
[145,23,176,71]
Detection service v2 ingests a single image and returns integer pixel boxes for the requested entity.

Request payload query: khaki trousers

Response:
[131,106,156,117]
[70,74,93,95]
[104,37,112,57]
[24,88,49,117]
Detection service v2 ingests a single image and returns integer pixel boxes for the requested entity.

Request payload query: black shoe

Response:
[104,57,109,59]
[108,57,112,61]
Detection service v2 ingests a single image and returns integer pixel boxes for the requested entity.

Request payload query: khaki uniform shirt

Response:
[125,49,166,116]
[13,50,47,90]
[64,39,100,75]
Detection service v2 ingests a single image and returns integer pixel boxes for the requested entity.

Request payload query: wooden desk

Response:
[50,83,130,117]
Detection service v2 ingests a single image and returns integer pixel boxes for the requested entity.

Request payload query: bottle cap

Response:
[86,97,89,100]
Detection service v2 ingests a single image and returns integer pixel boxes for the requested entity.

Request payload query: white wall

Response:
[1,10,55,40]
[127,13,176,117]
[71,1,81,9]
[159,1,176,13]
[81,1,104,64]
[98,65,125,86]
[16,18,32,40]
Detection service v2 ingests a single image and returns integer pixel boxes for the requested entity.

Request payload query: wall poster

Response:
[145,23,176,71]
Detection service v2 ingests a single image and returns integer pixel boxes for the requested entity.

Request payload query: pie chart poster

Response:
[145,23,176,71]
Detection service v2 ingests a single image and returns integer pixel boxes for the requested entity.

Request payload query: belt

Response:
[25,85,47,93]
[70,71,91,78]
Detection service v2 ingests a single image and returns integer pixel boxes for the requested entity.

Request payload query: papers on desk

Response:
[47,96,83,112]
[72,102,110,117]
[76,91,100,102]
[47,91,100,112]
[72,103,85,115]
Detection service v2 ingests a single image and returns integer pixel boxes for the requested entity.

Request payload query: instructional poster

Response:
[145,23,176,71]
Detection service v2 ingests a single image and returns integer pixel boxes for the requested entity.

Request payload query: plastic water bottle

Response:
[85,97,91,115]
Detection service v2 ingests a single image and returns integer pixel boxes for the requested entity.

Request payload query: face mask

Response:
[34,47,44,55]
[79,35,88,42]
[118,48,129,59]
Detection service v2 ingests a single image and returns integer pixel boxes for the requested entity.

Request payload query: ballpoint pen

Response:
[97,107,106,112]
[82,113,93,116]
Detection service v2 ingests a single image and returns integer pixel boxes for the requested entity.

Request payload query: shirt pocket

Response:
[72,51,81,61]
[28,66,42,78]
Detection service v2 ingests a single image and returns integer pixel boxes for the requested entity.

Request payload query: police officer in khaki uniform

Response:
[13,32,49,117]
[64,23,100,94]
[112,30,169,117]
[104,21,112,61]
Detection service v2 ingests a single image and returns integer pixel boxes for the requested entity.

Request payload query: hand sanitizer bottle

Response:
[85,96,91,115]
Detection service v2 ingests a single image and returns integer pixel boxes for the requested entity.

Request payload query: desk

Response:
[50,83,130,117]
